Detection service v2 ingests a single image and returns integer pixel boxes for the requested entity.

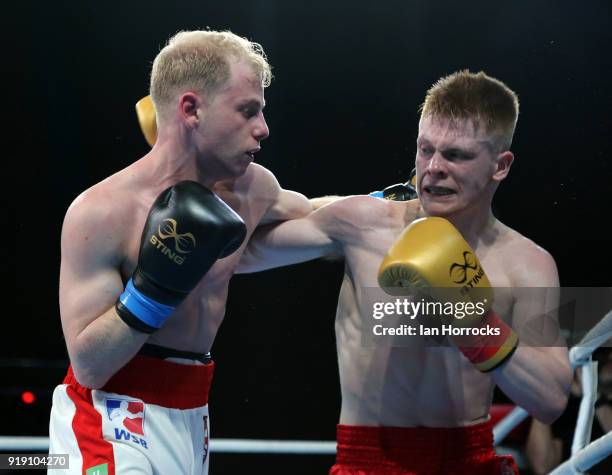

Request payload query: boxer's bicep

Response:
[253,166,312,225]
[511,248,563,346]
[260,187,312,225]
[513,287,569,373]
[493,247,571,422]
[511,249,569,367]
[58,198,125,348]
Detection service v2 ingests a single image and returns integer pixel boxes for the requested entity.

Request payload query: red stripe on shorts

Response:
[66,384,115,475]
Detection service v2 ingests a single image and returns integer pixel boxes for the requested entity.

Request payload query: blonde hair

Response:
[150,30,272,120]
[420,70,519,150]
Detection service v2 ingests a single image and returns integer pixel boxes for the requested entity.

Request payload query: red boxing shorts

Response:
[330,420,519,475]
[48,353,214,475]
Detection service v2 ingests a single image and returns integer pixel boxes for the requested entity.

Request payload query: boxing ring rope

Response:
[549,432,612,475]
[1,310,610,472]
[494,309,612,474]
[0,436,336,454]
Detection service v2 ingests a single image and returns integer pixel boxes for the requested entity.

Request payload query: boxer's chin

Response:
[421,194,458,217]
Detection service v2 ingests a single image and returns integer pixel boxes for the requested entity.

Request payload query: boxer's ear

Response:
[493,151,513,182]
[179,92,200,128]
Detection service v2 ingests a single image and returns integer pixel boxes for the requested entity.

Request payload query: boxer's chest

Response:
[477,251,515,322]
[119,184,265,283]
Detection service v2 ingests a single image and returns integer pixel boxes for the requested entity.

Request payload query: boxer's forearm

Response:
[238,220,337,273]
[238,203,344,275]
[68,307,149,388]
[492,345,571,424]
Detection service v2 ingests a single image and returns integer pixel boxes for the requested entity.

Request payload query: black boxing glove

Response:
[116,181,246,333]
[369,168,417,201]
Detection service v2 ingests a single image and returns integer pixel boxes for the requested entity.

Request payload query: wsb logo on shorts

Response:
[105,398,148,449]
[149,218,197,265]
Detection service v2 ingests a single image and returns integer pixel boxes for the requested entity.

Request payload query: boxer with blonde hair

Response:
[48,29,311,475]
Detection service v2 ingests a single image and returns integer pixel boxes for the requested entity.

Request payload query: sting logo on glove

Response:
[157,219,197,253]
[449,251,479,284]
[149,219,196,265]
[449,251,487,297]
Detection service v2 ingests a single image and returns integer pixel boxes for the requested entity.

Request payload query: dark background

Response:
[10,0,612,473]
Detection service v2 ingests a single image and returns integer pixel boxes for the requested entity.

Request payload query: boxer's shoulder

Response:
[496,223,554,260]
[233,163,277,197]
[63,176,142,255]
[69,174,138,218]
[490,222,558,286]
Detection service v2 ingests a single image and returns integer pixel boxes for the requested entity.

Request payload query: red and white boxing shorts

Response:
[330,420,519,475]
[48,351,214,475]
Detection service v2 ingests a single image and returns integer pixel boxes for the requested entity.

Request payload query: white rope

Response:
[0,434,528,471]
[571,359,597,458]
[549,431,612,475]
[210,439,336,454]
[569,309,612,369]
[494,309,612,447]
[0,436,336,454]
[493,406,529,447]
[0,436,49,451]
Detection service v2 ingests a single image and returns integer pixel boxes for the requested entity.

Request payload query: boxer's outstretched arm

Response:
[310,195,343,210]
[59,195,149,388]
[237,195,368,273]
[238,208,341,273]
[244,166,341,270]
[260,187,313,225]
[491,251,572,424]
[255,166,313,226]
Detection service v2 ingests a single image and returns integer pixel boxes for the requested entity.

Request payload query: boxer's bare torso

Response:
[331,196,547,426]
[330,197,556,427]
[242,194,555,427]
[60,160,287,364]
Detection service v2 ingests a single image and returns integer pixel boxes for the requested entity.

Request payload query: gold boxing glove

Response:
[135,95,157,147]
[378,217,518,372]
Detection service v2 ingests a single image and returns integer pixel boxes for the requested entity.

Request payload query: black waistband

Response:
[138,343,211,364]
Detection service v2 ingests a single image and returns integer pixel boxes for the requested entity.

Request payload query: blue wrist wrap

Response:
[118,278,175,330]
